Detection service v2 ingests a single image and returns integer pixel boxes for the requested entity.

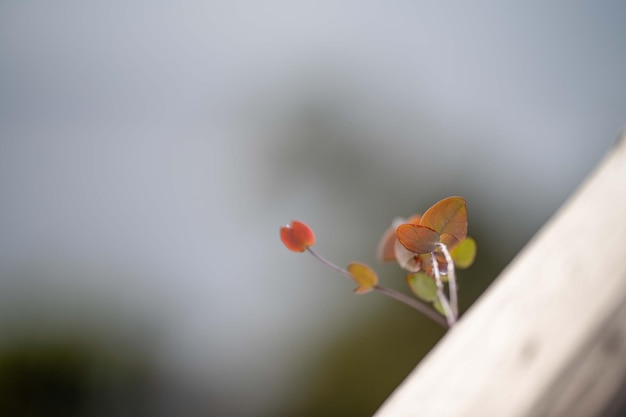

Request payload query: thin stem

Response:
[436,243,458,318]
[306,247,449,329]
[431,251,456,327]
[373,285,449,328]
[306,247,352,280]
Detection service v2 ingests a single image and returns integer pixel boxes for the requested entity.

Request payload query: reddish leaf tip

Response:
[280,220,315,252]
[376,214,422,262]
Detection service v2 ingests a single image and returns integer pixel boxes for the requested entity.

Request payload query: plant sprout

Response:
[279,197,476,328]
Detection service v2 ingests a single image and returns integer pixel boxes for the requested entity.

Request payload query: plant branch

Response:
[306,247,353,280]
[431,251,456,326]
[436,242,458,318]
[307,247,449,328]
[373,285,449,328]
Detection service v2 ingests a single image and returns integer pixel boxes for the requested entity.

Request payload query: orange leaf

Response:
[376,224,398,262]
[279,220,315,252]
[347,262,378,294]
[407,214,422,224]
[376,214,422,262]
[396,224,439,254]
[419,196,467,242]
[439,233,460,249]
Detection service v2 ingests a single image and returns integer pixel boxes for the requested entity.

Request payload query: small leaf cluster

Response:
[379,197,476,312]
[280,196,476,326]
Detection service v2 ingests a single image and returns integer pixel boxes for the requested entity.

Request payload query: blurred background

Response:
[1,1,625,416]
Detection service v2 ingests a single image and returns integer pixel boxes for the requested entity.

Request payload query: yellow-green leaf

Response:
[450,237,477,269]
[406,272,438,302]
[433,299,446,316]
[347,262,378,294]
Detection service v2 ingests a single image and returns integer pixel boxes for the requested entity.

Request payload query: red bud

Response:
[280,220,315,252]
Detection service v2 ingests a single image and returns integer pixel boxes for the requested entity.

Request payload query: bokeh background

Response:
[1,1,625,416]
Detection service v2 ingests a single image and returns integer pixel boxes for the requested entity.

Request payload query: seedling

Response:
[279,197,476,328]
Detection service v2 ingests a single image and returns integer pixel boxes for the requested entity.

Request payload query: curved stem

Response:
[306,247,352,279]
[436,243,458,318]
[431,251,456,327]
[373,285,449,328]
[306,247,449,328]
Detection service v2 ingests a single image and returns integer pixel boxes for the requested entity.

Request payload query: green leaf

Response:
[433,299,446,316]
[406,272,438,302]
[396,224,439,254]
[450,237,477,269]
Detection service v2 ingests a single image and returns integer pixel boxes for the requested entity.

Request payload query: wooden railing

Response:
[374,131,626,417]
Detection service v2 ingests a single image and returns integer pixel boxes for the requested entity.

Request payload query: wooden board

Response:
[374,131,626,417]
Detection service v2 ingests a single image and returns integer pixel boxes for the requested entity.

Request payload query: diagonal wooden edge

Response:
[374,131,626,417]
